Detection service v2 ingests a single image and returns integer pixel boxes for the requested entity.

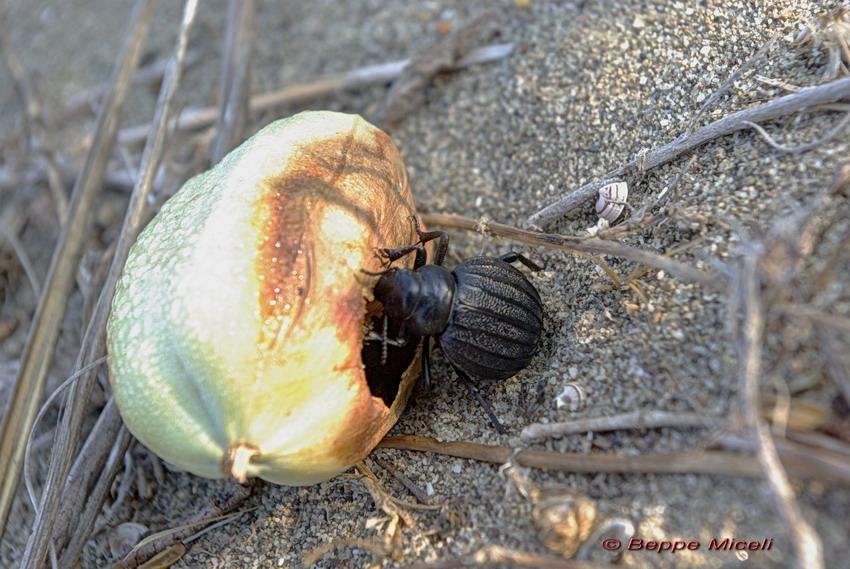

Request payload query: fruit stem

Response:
[224,443,260,482]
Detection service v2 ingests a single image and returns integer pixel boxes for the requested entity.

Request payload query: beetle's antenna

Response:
[452,366,508,435]
[380,314,389,365]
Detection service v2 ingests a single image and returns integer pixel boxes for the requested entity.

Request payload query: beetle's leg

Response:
[451,365,508,435]
[499,252,542,272]
[422,337,433,391]
[409,215,450,267]
[393,324,411,348]
[379,244,427,268]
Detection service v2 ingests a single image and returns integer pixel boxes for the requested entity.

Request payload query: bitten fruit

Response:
[108,111,420,486]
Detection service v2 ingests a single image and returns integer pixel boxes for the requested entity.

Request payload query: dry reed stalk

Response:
[116,42,513,147]
[209,0,256,163]
[0,0,155,554]
[40,2,202,566]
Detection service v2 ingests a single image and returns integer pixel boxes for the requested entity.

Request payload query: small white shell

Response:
[107,522,149,559]
[595,181,629,222]
[555,383,586,412]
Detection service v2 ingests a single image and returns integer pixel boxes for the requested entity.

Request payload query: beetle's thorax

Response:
[375,265,456,337]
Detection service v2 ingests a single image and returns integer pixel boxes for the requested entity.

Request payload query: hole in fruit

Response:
[361,314,418,407]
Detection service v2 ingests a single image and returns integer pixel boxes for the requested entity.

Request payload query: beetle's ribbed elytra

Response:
[440,257,543,381]
[366,219,544,434]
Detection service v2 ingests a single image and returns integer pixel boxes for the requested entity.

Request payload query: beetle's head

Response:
[374,268,421,322]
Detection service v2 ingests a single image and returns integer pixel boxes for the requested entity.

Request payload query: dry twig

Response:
[104,482,256,569]
[373,12,498,129]
[373,456,433,505]
[382,429,850,484]
[526,76,850,228]
[683,32,780,136]
[209,0,256,163]
[718,165,850,569]
[743,107,850,154]
[521,410,724,443]
[116,42,512,147]
[419,212,717,288]
[733,249,824,569]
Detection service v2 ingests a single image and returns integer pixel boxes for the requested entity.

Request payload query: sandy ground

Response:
[1,0,849,568]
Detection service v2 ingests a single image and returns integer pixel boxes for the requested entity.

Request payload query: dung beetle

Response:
[366,218,544,434]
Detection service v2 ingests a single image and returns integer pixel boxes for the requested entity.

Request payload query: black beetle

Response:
[365,219,544,434]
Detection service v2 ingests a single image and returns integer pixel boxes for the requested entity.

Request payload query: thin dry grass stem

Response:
[418,213,717,288]
[372,456,433,505]
[46,2,202,565]
[743,107,850,154]
[0,1,155,552]
[103,483,257,569]
[209,0,255,163]
[727,177,850,569]
[23,357,107,511]
[734,254,823,569]
[717,162,850,568]
[0,221,41,298]
[717,434,850,483]
[373,11,498,130]
[521,410,725,443]
[116,42,512,147]
[0,154,147,193]
[356,461,419,530]
[400,544,615,569]
[755,74,802,92]
[785,430,850,458]
[129,506,259,554]
[526,76,850,228]
[574,251,622,286]
[301,539,391,568]
[0,6,69,220]
[683,32,780,136]
[387,432,850,485]
[61,50,201,121]
[59,421,132,569]
[303,463,415,567]
[381,435,773,479]
[815,328,850,407]
[49,396,125,561]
